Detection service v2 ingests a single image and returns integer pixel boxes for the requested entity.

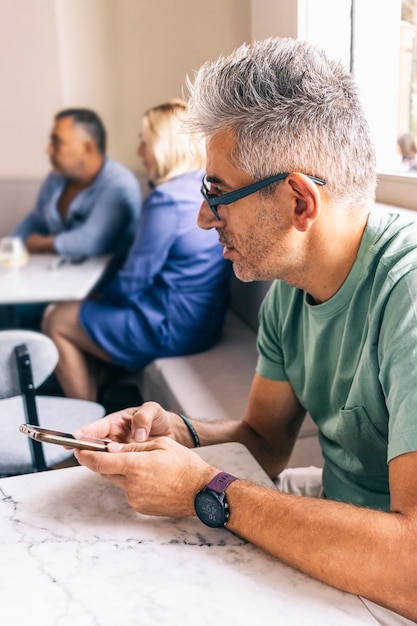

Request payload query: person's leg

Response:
[42,302,112,401]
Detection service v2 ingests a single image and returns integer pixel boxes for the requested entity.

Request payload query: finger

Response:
[74,440,149,475]
[74,437,174,474]
[72,406,139,440]
[131,402,172,441]
[107,441,140,453]
[73,416,112,440]
[107,439,168,454]
[74,448,126,475]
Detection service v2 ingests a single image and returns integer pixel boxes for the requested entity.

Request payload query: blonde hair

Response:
[143,99,205,185]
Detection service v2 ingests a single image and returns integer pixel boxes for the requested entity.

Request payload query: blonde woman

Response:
[43,100,231,401]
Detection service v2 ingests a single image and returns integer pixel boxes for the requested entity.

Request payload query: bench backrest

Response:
[229,274,273,332]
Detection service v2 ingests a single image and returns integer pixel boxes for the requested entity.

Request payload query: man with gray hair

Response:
[73,38,417,623]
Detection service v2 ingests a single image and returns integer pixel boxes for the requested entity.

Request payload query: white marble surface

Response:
[0,253,111,304]
[0,442,380,626]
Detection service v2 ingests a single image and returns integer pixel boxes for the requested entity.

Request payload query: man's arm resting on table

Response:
[25,233,56,253]
[178,374,417,620]
[74,377,417,619]
[224,450,417,622]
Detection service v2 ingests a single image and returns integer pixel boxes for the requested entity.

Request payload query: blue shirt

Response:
[13,157,142,259]
[80,170,232,370]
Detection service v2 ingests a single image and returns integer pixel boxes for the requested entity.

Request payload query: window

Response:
[254,0,417,209]
[350,0,417,209]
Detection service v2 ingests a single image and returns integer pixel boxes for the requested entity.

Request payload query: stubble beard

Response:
[218,227,280,283]
[232,258,275,283]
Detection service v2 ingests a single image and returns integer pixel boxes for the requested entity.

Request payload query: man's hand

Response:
[25,232,56,253]
[73,406,143,444]
[73,402,192,447]
[74,436,218,517]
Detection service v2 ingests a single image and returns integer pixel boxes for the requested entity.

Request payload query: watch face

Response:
[194,491,227,528]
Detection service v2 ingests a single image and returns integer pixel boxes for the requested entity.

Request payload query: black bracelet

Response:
[178,413,200,448]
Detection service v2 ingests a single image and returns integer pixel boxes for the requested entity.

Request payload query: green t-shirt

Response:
[256,210,417,511]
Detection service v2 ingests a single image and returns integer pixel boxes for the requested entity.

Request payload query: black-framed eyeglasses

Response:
[201,172,326,220]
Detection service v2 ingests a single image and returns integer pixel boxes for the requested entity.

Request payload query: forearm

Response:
[173,413,293,479]
[25,233,56,253]
[172,412,246,449]
[225,480,417,621]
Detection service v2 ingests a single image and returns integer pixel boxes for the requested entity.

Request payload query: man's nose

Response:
[197,199,223,230]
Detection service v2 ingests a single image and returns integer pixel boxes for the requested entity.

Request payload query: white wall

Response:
[1,0,307,235]
[0,0,252,181]
[250,0,298,39]
[0,0,62,178]
[10,0,392,230]
[104,0,251,172]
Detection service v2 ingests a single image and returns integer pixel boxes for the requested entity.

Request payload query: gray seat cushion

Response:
[0,396,105,476]
[137,311,257,421]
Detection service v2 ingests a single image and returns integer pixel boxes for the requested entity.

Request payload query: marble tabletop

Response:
[0,442,382,626]
[0,253,111,305]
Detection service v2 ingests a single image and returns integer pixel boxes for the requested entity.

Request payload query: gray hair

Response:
[186,37,376,207]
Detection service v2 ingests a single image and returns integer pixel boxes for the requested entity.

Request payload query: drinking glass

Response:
[0,237,29,268]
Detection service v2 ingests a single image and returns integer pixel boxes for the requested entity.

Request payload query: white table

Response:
[0,253,111,305]
[0,442,385,626]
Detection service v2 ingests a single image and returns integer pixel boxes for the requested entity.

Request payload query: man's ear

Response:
[84,138,96,154]
[287,172,322,232]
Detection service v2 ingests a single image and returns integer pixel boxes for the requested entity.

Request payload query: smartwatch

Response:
[194,472,238,528]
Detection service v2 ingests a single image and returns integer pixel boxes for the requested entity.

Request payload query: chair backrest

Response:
[0,330,58,399]
[0,329,106,477]
[0,330,60,472]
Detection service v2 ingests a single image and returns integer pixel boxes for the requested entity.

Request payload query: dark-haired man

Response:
[13,108,141,260]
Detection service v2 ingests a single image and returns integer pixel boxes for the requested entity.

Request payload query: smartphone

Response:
[19,424,111,452]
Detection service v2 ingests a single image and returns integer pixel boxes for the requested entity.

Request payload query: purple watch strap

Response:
[206,472,237,494]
